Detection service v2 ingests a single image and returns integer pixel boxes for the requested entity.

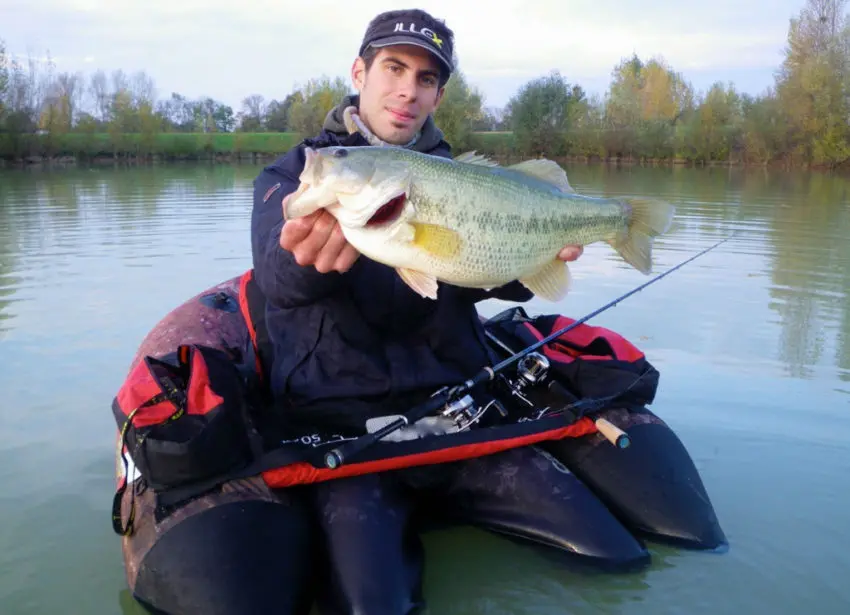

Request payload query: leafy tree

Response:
[605,54,694,160]
[434,69,483,152]
[238,94,266,132]
[505,71,585,156]
[265,92,301,132]
[775,0,850,166]
[287,76,350,136]
[0,39,8,124]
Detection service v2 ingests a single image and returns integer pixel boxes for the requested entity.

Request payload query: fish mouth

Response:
[366,193,406,227]
[300,147,320,183]
[283,180,312,220]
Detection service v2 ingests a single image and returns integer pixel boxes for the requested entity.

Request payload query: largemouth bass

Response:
[284,146,675,301]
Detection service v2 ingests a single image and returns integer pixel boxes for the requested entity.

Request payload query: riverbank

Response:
[1,131,846,171]
[0,132,302,168]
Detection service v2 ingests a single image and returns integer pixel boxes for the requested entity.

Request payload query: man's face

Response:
[351,44,446,145]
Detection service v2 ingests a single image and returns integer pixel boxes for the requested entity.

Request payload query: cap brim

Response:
[367,35,453,74]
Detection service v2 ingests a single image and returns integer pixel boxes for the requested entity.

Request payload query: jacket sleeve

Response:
[250,150,347,308]
[483,281,534,302]
[455,281,534,304]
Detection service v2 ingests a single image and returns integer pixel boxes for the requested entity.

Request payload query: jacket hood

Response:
[322,94,447,153]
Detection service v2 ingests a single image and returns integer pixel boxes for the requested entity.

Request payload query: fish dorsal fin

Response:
[507,159,575,193]
[454,151,501,167]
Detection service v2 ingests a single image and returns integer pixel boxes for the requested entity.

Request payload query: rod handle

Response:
[595,418,631,449]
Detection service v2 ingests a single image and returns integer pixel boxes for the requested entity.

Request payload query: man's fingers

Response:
[333,243,360,273]
[280,211,319,250]
[291,212,336,266]
[279,200,358,273]
[314,224,350,273]
[558,245,584,262]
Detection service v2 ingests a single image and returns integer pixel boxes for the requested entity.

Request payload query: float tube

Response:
[112,269,727,575]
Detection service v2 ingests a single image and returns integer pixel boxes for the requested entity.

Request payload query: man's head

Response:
[351,9,455,145]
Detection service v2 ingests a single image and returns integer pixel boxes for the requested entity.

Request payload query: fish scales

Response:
[285,146,675,300]
[398,152,628,283]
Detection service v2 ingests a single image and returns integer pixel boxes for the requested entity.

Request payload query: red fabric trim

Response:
[115,359,178,428]
[522,316,646,364]
[522,322,577,364]
[238,269,264,382]
[552,315,645,362]
[262,418,598,488]
[186,350,224,415]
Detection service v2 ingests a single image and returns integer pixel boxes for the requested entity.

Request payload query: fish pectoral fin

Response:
[519,260,572,301]
[412,223,463,259]
[607,197,676,274]
[453,151,501,167]
[506,159,575,193]
[396,268,439,300]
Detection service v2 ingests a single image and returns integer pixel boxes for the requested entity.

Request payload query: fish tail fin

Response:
[608,198,675,274]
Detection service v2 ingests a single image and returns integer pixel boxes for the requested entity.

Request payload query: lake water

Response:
[1,160,849,614]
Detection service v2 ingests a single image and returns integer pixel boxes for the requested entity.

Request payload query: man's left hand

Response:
[558,245,584,261]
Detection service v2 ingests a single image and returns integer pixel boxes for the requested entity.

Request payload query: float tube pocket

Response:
[111,344,261,535]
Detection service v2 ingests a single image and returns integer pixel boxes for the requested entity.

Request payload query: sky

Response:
[1,0,807,112]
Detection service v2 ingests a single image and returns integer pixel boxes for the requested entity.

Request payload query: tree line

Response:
[1,0,848,168]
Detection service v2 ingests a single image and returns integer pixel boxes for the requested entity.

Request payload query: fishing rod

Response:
[323,234,734,469]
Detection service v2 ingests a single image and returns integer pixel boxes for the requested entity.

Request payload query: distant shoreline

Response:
[0,154,811,170]
[0,131,846,173]
[0,152,283,169]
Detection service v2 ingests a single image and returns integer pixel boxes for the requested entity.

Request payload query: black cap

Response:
[358,9,454,77]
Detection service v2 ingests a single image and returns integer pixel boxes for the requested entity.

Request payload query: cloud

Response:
[1,0,799,108]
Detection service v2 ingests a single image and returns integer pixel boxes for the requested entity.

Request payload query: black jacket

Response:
[250,96,532,432]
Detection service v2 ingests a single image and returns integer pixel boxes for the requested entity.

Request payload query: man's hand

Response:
[279,194,360,274]
[557,245,584,262]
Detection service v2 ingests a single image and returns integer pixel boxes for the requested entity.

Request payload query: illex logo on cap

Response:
[393,22,443,49]
[360,13,454,74]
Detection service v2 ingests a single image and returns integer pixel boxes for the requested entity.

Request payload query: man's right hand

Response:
[279,194,360,274]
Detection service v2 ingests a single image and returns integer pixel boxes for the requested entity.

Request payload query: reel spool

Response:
[517,352,550,385]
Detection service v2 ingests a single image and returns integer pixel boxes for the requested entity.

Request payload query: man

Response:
[253,8,584,438]
[251,8,647,614]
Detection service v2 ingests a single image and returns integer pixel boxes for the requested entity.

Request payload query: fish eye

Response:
[334,148,348,158]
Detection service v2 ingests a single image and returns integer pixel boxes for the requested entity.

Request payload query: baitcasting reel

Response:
[495,351,553,411]
[517,352,551,385]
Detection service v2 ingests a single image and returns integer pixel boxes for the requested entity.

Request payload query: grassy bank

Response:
[0,132,303,164]
[0,131,510,166]
[0,130,838,170]
[465,132,809,168]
